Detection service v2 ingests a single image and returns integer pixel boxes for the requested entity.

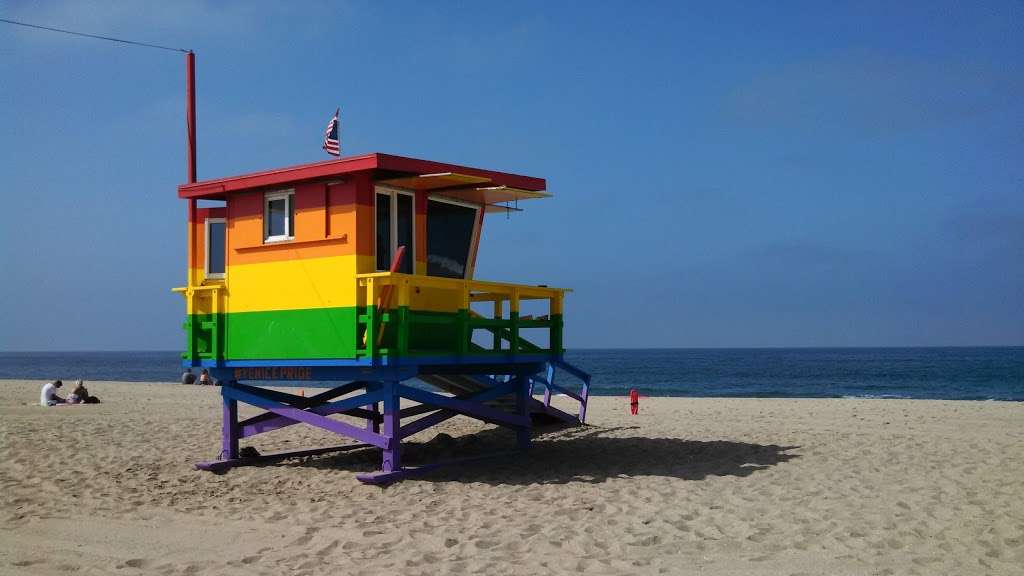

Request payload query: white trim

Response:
[373,190,387,270]
[427,194,480,211]
[374,186,416,273]
[204,217,226,280]
[263,189,295,243]
[426,195,482,280]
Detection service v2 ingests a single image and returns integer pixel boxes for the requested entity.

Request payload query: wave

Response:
[842,394,912,400]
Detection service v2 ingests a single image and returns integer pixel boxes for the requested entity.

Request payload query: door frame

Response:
[374,185,416,273]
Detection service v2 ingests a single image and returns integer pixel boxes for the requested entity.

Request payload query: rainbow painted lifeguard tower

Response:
[174,152,591,483]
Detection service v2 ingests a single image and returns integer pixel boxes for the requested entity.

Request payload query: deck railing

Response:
[355,272,567,360]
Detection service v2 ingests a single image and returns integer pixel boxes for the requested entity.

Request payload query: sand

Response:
[1,379,1022,575]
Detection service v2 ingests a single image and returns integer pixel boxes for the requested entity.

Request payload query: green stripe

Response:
[183,307,563,361]
[226,307,357,359]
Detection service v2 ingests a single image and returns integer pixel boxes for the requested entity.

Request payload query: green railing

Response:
[355,272,567,359]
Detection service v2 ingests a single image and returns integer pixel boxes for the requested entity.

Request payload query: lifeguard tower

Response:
[174,152,591,483]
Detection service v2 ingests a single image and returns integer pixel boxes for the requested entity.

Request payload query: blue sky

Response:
[1,1,1021,350]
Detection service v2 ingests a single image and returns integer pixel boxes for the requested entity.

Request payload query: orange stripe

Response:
[226,203,373,265]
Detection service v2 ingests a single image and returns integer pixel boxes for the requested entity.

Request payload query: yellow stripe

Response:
[225,254,367,312]
[182,256,473,315]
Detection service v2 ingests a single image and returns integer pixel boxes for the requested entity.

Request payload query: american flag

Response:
[322,108,340,156]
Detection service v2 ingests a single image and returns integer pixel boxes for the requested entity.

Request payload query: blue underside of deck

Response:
[184,353,560,386]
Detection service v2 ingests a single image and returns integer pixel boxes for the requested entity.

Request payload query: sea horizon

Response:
[3,344,1023,352]
[2,347,1020,401]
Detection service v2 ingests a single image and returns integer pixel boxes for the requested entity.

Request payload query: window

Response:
[375,187,415,273]
[376,193,391,270]
[264,190,294,242]
[427,198,479,279]
[205,218,226,279]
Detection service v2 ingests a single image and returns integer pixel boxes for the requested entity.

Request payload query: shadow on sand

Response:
[272,424,801,485]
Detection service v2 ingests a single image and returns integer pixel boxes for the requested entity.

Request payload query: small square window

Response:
[264,190,294,242]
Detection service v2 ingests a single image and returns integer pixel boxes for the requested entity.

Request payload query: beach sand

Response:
[1,379,1022,575]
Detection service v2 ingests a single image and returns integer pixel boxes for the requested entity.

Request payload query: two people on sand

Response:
[40,380,100,406]
[181,368,215,385]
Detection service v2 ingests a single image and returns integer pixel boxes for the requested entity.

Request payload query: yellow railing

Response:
[172,284,224,360]
[355,272,568,358]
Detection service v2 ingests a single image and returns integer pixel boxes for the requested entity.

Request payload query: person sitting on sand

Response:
[67,380,100,404]
[198,369,212,386]
[40,380,65,406]
[181,368,196,385]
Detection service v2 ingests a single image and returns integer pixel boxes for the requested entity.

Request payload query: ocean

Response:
[0,348,1020,401]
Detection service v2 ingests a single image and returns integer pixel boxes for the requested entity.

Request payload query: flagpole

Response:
[185,51,197,291]
[186,51,197,183]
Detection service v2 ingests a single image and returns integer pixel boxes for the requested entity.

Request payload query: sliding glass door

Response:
[375,188,414,273]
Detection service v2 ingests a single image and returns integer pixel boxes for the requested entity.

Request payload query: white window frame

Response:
[204,217,226,280]
[264,189,295,243]
[374,185,416,272]
[426,195,482,280]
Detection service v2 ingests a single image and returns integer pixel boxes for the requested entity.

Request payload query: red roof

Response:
[178,153,546,199]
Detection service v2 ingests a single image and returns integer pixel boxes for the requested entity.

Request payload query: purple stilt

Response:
[221,383,239,460]
[381,381,401,473]
[515,373,531,450]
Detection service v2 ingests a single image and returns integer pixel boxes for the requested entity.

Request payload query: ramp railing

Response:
[529,360,592,424]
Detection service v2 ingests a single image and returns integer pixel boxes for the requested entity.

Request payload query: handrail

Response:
[172,284,222,293]
[355,271,570,298]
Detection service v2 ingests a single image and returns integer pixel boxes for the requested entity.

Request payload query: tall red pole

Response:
[185,50,197,184]
[186,51,197,290]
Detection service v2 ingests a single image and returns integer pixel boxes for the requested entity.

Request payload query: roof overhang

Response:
[429,185,551,205]
[177,153,546,200]
[377,172,492,190]
[376,174,551,212]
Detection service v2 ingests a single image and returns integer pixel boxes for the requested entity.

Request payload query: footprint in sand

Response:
[474,539,498,550]
[316,540,339,556]
[122,558,152,569]
[292,527,320,545]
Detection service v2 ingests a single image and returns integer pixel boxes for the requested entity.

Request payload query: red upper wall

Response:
[177,153,546,200]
